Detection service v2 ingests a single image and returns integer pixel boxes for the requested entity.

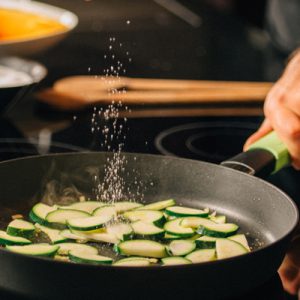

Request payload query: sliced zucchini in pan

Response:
[69,250,113,265]
[92,205,117,218]
[0,230,31,246]
[165,206,209,218]
[57,243,98,256]
[70,230,120,244]
[161,257,192,266]
[180,216,216,228]
[60,201,105,214]
[131,221,164,239]
[46,209,90,228]
[60,229,88,242]
[115,240,167,258]
[163,233,183,240]
[216,239,248,259]
[164,218,194,238]
[195,236,219,249]
[228,234,250,251]
[6,243,59,257]
[208,215,226,224]
[114,257,152,267]
[67,214,113,231]
[136,199,175,211]
[185,249,216,263]
[197,223,239,238]
[35,223,68,244]
[106,223,133,241]
[123,210,165,227]
[29,203,57,225]
[113,201,143,213]
[7,219,35,238]
[167,240,196,256]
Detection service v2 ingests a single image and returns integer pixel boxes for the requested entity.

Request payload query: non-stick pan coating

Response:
[0,152,297,300]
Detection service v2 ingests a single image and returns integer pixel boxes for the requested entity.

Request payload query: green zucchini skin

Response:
[195,236,218,249]
[6,244,59,257]
[0,230,32,246]
[165,206,209,218]
[164,218,194,238]
[197,223,239,238]
[29,203,57,226]
[7,220,35,238]
[68,250,113,265]
[167,240,196,256]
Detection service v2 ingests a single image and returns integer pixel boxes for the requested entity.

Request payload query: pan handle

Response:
[221,131,290,177]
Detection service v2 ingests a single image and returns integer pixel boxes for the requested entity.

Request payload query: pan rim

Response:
[0,151,298,270]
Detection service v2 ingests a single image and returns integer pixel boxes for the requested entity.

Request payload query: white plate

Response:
[0,0,78,57]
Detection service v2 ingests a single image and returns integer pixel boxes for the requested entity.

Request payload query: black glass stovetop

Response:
[0,115,298,300]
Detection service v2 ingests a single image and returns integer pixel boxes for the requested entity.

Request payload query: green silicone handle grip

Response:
[248,131,290,173]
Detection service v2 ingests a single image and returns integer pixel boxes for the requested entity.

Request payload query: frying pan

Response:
[0,132,297,300]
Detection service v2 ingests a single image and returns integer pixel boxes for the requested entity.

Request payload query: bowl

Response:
[0,0,78,57]
[0,57,47,114]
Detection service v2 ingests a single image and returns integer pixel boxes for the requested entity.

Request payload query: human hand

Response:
[244,49,300,170]
[278,234,300,296]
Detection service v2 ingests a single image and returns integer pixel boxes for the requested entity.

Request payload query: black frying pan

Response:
[0,132,298,300]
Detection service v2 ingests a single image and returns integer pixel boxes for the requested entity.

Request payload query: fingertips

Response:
[243,119,272,151]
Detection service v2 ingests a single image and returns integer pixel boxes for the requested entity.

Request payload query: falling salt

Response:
[126,20,131,25]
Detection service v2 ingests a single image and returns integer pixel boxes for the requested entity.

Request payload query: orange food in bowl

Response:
[0,8,67,42]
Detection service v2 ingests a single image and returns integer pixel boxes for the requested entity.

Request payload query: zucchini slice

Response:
[167,240,196,256]
[7,219,35,238]
[161,257,192,266]
[123,210,165,227]
[195,236,219,249]
[197,223,239,238]
[163,233,183,240]
[57,243,98,256]
[67,214,113,231]
[0,230,31,246]
[113,202,143,213]
[228,234,250,251]
[29,203,57,225]
[71,230,120,244]
[209,215,226,224]
[114,257,152,267]
[115,240,167,258]
[46,209,90,227]
[60,201,105,214]
[106,223,133,241]
[216,239,248,259]
[136,199,175,211]
[35,223,68,244]
[60,229,88,242]
[180,217,216,228]
[92,205,117,218]
[164,218,194,238]
[69,250,113,265]
[131,221,164,239]
[165,206,209,218]
[185,249,216,263]
[6,243,59,257]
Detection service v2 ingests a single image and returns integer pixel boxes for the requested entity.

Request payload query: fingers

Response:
[244,52,300,169]
[279,255,300,295]
[264,87,300,169]
[243,119,272,151]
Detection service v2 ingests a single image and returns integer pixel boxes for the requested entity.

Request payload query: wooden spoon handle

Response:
[54,75,273,92]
